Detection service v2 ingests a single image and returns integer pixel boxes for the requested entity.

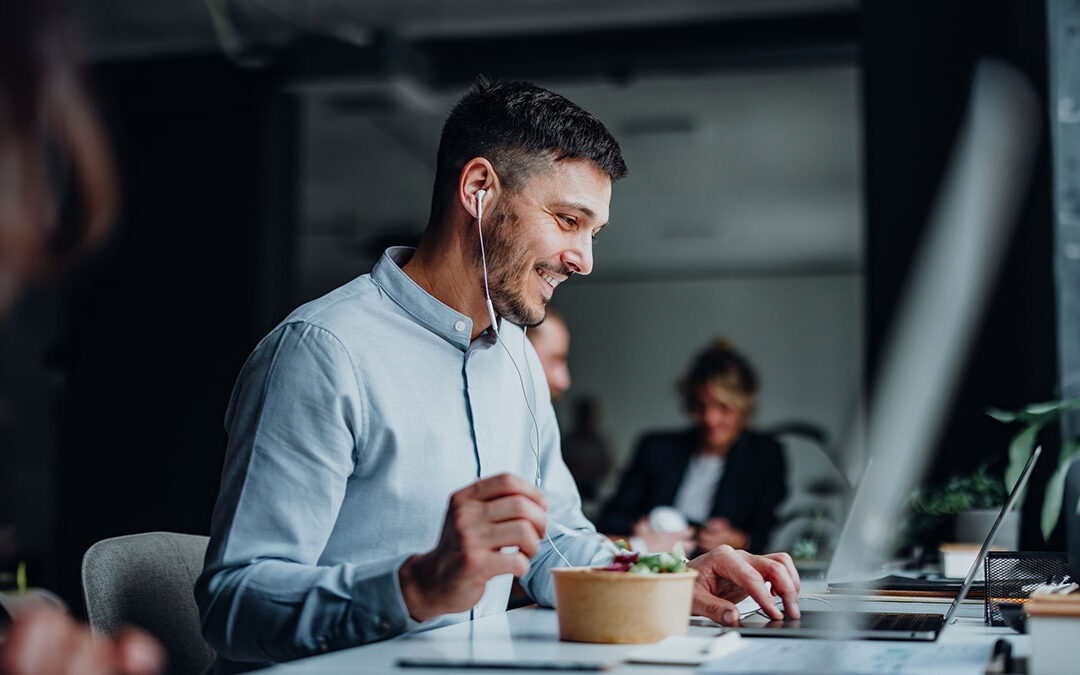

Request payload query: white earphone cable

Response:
[476,189,572,567]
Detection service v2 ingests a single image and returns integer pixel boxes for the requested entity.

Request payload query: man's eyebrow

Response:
[552,201,597,219]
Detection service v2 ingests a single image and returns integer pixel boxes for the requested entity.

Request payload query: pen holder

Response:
[983,551,1069,626]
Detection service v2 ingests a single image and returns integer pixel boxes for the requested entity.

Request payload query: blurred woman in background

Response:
[599,339,787,555]
[0,3,162,674]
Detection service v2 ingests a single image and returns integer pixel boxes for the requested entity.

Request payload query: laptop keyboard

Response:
[864,613,944,632]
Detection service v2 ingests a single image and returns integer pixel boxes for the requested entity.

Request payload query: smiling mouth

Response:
[537,268,564,291]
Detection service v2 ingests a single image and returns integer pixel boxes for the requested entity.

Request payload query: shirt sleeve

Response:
[517,346,612,606]
[195,321,412,664]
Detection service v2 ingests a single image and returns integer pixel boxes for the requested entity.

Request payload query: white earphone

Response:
[475,188,499,335]
[474,185,579,566]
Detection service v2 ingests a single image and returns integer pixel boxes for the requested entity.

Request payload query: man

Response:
[527,308,571,402]
[196,79,800,671]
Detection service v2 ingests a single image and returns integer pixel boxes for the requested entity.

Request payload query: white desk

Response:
[266,600,1028,674]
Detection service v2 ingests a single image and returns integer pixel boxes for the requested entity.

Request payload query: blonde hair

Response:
[678,338,759,418]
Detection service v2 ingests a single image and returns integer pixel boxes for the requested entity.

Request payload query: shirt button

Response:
[454,320,466,332]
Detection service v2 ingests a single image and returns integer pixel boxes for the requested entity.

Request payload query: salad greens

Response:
[598,540,688,574]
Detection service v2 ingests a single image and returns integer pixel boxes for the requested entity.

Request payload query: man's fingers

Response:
[464,473,548,509]
[484,550,531,579]
[765,552,801,596]
[473,520,542,558]
[691,589,741,626]
[753,555,800,618]
[728,555,784,620]
[484,495,547,538]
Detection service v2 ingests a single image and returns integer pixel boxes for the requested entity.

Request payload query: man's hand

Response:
[696,517,748,551]
[630,516,695,554]
[0,608,164,675]
[398,473,548,622]
[687,545,800,626]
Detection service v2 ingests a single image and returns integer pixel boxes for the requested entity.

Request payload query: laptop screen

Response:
[941,446,1041,625]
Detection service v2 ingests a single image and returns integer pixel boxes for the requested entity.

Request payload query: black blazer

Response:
[597,428,787,553]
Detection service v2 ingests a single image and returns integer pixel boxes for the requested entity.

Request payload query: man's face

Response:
[478,159,611,327]
[692,385,747,451]
[528,316,571,402]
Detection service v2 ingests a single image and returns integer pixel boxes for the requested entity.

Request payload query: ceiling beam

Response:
[282,10,860,91]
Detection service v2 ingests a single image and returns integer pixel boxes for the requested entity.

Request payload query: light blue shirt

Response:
[195,247,610,670]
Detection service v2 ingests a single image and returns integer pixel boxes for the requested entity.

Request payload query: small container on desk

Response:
[550,567,697,644]
[1026,592,1080,674]
[940,543,986,580]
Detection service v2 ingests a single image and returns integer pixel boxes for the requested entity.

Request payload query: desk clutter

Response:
[630,634,997,674]
[983,550,1070,626]
[694,640,996,675]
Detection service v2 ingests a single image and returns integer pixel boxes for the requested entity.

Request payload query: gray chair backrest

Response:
[82,532,214,675]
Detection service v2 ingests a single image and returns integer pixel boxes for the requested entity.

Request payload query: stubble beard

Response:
[473,201,550,328]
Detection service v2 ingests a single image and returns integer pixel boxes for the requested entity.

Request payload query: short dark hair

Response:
[678,339,760,415]
[428,77,627,227]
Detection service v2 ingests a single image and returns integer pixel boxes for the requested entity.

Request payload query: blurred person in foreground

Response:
[526,309,612,498]
[0,3,164,674]
[197,79,799,672]
[599,339,788,555]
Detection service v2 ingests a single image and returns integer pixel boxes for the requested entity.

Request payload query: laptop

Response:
[715,58,1042,641]
[729,446,1041,640]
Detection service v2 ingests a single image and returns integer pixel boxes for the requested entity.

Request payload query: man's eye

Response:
[559,215,577,227]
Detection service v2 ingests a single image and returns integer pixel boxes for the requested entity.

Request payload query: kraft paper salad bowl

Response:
[550,565,698,644]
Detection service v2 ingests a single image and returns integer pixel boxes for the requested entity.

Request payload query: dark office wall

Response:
[862,0,1059,548]
[52,56,297,606]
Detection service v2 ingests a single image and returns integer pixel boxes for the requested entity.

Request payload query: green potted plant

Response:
[988,398,1080,540]
[907,466,1012,549]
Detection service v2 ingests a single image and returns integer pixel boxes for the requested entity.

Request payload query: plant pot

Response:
[955,508,1019,550]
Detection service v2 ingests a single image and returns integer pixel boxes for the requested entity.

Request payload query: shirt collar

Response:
[371,246,481,352]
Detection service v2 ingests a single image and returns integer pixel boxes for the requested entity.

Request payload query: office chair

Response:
[763,420,847,557]
[82,532,214,675]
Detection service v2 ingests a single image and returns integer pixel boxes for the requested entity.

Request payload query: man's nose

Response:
[562,236,593,276]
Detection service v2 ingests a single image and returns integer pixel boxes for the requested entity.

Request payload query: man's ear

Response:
[458,157,498,219]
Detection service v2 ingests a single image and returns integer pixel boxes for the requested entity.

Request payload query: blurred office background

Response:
[1,0,1073,607]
